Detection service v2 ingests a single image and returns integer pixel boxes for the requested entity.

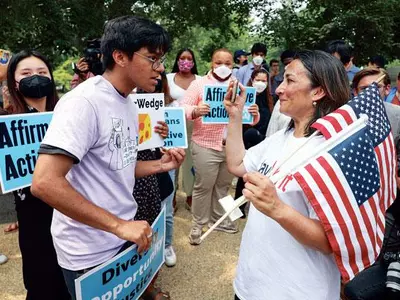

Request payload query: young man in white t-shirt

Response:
[31,16,185,298]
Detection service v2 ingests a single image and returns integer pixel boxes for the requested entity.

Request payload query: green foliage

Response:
[256,0,400,65]
[0,0,256,67]
[166,23,255,75]
[53,57,77,92]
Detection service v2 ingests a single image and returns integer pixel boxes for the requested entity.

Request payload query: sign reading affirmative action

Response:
[75,207,166,300]
[202,85,256,124]
[163,107,188,149]
[0,112,53,193]
[131,93,165,151]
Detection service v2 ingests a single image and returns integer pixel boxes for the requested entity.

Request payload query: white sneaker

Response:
[164,245,177,267]
[0,254,8,265]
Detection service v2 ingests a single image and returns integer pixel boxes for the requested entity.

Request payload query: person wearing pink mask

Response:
[182,48,260,245]
[167,49,200,211]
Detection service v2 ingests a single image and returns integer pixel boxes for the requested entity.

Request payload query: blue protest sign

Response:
[75,208,166,300]
[0,112,53,193]
[163,107,187,149]
[202,85,256,124]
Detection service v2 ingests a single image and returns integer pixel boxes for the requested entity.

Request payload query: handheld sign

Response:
[75,208,166,300]
[202,85,256,124]
[163,107,188,149]
[0,112,53,193]
[132,93,165,151]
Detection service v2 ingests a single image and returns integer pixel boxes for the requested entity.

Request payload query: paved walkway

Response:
[0,190,245,300]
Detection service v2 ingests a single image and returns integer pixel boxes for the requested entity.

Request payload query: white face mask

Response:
[253,56,263,66]
[252,81,267,93]
[213,65,232,80]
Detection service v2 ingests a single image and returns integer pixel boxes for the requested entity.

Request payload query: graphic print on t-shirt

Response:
[108,118,138,171]
[138,113,152,144]
[257,160,293,192]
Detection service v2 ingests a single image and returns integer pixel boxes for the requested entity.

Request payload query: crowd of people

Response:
[0,14,400,300]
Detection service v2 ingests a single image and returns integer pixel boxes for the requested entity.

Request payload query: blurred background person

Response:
[235,68,272,217]
[232,49,249,77]
[236,42,268,85]
[167,48,200,210]
[325,40,360,83]
[386,72,400,106]
[70,39,103,89]
[368,55,386,69]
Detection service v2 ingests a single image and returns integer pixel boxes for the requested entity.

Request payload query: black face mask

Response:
[18,75,53,99]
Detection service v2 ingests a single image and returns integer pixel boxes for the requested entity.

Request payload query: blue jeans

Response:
[161,169,175,247]
[61,241,132,300]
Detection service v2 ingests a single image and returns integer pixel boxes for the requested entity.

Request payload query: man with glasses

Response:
[31,16,185,299]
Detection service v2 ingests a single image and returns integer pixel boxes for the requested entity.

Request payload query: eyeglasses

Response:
[134,52,166,70]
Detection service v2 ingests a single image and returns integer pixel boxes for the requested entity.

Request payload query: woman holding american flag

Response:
[224,50,355,300]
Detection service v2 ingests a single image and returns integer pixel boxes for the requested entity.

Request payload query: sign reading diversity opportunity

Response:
[202,85,256,124]
[163,107,188,149]
[0,112,53,193]
[132,93,165,151]
[75,208,166,300]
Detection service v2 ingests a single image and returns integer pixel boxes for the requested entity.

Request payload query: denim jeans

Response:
[61,241,132,300]
[161,169,175,247]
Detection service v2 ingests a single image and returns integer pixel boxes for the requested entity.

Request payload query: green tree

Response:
[1,0,256,66]
[257,0,399,65]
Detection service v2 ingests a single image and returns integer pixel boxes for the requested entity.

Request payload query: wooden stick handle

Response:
[200,195,247,242]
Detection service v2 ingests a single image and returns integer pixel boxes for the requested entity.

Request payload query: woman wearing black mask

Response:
[4,50,70,300]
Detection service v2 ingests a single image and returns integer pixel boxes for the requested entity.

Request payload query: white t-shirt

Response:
[234,129,340,300]
[166,73,200,103]
[42,76,139,271]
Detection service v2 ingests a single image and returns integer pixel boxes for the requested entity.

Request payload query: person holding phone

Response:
[182,48,260,245]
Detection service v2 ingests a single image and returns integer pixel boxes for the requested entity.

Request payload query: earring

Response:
[312,101,317,106]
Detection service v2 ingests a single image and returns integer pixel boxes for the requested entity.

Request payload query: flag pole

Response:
[200,115,369,242]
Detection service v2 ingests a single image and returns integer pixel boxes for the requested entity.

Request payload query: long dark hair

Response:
[287,50,350,136]
[171,48,198,75]
[6,50,59,114]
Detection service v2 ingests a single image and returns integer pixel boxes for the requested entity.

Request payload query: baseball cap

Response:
[234,50,250,59]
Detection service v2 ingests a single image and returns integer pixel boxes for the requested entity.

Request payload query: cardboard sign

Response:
[163,107,187,149]
[0,112,53,193]
[202,85,256,124]
[75,208,166,300]
[132,93,165,151]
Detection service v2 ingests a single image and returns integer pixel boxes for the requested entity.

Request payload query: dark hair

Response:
[246,69,269,87]
[368,55,386,69]
[211,48,233,60]
[160,72,174,105]
[251,43,267,55]
[171,48,198,75]
[398,72,400,80]
[352,68,391,90]
[287,50,350,137]
[269,59,279,66]
[6,50,58,114]
[280,50,296,64]
[101,16,170,70]
[325,40,353,65]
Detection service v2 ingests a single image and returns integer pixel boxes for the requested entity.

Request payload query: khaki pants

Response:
[191,141,234,226]
[181,121,195,196]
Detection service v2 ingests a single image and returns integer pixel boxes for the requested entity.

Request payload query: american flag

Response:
[294,83,397,282]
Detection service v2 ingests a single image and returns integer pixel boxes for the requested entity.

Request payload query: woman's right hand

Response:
[224,80,247,120]
[195,102,210,117]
